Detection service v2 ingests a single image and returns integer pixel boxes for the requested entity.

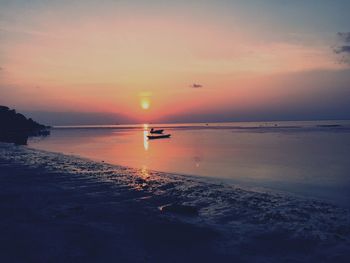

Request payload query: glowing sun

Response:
[141,99,150,110]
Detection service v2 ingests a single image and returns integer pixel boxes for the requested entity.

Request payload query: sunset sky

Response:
[1,0,350,125]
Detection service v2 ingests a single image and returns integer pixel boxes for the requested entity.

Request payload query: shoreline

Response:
[1,143,350,262]
[29,144,347,210]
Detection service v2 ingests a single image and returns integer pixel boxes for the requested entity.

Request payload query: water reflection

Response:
[143,124,149,151]
[141,165,150,180]
[143,130,149,151]
[194,156,201,168]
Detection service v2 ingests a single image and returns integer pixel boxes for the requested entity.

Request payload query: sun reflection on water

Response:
[141,165,150,180]
[143,131,149,151]
[143,124,149,151]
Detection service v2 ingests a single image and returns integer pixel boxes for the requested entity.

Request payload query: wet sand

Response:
[1,143,350,262]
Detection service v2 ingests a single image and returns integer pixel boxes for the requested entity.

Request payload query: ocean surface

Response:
[28,120,350,207]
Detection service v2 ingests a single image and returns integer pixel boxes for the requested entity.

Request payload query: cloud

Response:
[190,83,203,88]
[337,32,350,43]
[334,32,350,64]
[334,45,350,54]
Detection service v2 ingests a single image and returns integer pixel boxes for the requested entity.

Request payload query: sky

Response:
[0,0,350,125]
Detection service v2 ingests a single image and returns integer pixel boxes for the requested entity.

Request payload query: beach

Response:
[1,142,350,262]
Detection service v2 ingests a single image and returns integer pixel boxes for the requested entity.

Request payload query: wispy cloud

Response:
[337,32,350,43]
[0,22,60,39]
[334,32,350,64]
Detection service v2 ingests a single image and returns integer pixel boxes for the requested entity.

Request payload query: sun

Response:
[141,99,150,110]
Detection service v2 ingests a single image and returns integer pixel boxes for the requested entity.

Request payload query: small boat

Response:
[147,134,171,140]
[150,128,164,134]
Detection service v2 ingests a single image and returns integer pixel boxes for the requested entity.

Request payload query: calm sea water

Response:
[28,120,350,207]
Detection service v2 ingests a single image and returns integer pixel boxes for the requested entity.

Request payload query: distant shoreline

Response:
[51,119,350,130]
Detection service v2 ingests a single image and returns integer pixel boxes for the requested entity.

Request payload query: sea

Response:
[28,120,350,207]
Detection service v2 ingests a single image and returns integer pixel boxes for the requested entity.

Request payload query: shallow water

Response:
[28,120,350,207]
